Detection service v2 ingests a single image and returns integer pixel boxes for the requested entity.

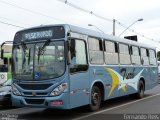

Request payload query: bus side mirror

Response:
[1,49,4,59]
[66,41,71,65]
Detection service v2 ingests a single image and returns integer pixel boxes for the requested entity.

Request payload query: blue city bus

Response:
[11,24,158,111]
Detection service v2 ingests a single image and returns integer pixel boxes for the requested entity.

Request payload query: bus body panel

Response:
[69,70,90,108]
[12,70,71,109]
[11,24,158,110]
[145,66,158,90]
[89,65,158,101]
[89,66,120,100]
[0,52,12,84]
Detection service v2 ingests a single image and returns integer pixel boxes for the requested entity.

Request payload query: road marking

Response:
[73,93,160,120]
[0,107,27,114]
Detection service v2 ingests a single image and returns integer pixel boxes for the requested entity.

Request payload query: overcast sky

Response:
[0,0,160,50]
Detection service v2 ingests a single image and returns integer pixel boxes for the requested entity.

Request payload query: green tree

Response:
[157,51,160,61]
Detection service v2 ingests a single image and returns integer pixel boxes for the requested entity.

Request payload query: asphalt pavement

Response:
[0,84,160,120]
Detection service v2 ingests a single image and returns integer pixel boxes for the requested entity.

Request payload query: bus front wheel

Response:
[89,86,101,111]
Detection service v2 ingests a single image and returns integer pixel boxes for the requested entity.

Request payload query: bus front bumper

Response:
[11,93,70,109]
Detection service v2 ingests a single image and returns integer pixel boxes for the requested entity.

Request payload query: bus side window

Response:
[104,40,118,64]
[119,43,131,65]
[140,48,149,65]
[149,49,156,65]
[131,46,141,65]
[70,39,88,73]
[88,37,103,64]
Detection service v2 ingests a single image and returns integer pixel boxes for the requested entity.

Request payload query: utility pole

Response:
[113,19,115,36]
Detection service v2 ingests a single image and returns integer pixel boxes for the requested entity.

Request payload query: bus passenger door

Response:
[69,39,90,108]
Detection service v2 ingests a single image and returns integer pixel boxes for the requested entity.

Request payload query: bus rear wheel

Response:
[136,80,145,99]
[89,86,101,111]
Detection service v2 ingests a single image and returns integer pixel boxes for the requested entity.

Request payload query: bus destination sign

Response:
[22,30,53,41]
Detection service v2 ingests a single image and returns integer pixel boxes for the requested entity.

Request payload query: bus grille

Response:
[23,92,48,96]
[18,84,52,90]
[25,99,44,104]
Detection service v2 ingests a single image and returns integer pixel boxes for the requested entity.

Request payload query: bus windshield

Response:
[13,41,65,81]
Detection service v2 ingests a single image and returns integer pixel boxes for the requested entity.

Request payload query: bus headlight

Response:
[50,83,67,96]
[11,84,21,96]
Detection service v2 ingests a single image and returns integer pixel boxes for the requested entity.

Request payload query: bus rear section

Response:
[0,42,12,107]
[0,43,12,84]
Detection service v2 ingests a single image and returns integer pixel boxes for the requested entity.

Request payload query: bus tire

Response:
[136,80,145,99]
[89,86,101,111]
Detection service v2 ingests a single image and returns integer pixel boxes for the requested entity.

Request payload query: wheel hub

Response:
[92,92,99,105]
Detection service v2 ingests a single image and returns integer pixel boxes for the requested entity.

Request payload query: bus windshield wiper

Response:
[21,42,27,65]
[38,39,51,64]
[21,42,27,51]
[39,39,51,55]
[28,48,31,65]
